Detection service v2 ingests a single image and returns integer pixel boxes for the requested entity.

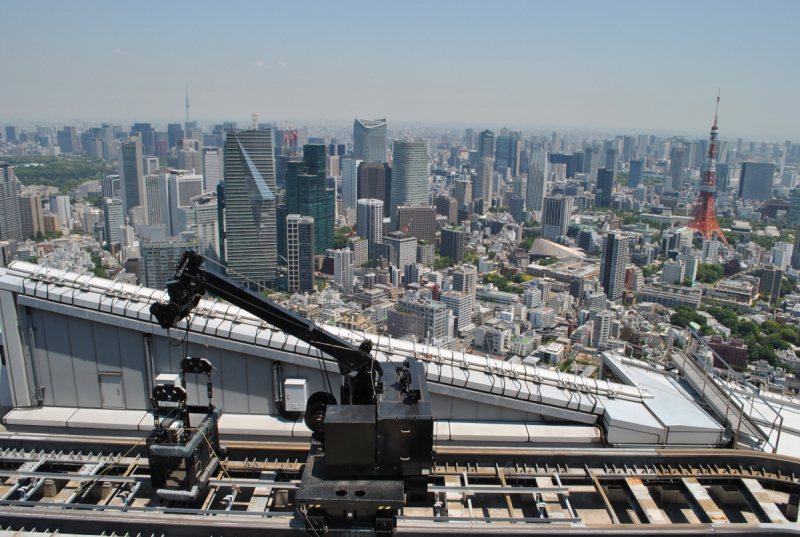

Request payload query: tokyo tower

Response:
[688,92,728,244]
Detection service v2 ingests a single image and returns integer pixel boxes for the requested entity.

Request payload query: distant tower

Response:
[185,85,189,123]
[688,93,728,244]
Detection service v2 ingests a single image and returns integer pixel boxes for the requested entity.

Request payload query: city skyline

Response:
[2,1,799,138]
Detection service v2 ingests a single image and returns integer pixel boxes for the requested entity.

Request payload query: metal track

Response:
[0,444,798,535]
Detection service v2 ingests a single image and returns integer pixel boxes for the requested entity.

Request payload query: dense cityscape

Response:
[1,105,799,385]
[4,3,800,531]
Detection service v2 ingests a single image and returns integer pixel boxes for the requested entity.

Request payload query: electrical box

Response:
[284,378,308,412]
[155,374,182,387]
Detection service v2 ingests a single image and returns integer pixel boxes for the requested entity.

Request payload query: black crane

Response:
[149,251,434,533]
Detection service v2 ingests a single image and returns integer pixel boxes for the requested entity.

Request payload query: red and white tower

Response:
[688,92,728,244]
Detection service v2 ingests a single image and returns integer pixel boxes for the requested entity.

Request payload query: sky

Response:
[2,0,799,139]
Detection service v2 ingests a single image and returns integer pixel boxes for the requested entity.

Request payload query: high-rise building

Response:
[662,259,686,285]
[180,192,221,266]
[440,291,473,332]
[353,118,387,162]
[441,226,465,264]
[341,158,362,214]
[397,297,447,341]
[788,189,800,227]
[596,168,614,208]
[49,195,71,230]
[668,147,686,191]
[348,236,368,268]
[286,215,315,293]
[629,159,644,189]
[599,232,630,303]
[357,161,389,205]
[396,205,436,243]
[18,193,44,239]
[5,127,17,144]
[454,178,472,211]
[716,163,730,193]
[584,146,600,182]
[334,248,354,294]
[202,147,223,192]
[526,148,549,213]
[383,231,417,270]
[760,264,783,305]
[143,174,169,229]
[434,195,458,224]
[541,196,573,241]
[223,129,278,289]
[119,138,144,212]
[167,171,203,235]
[605,148,619,183]
[285,144,335,255]
[103,198,125,248]
[495,134,520,176]
[452,264,477,295]
[167,124,184,149]
[738,162,776,201]
[141,241,199,289]
[464,128,475,151]
[178,148,203,176]
[390,139,428,229]
[474,157,493,207]
[357,199,384,259]
[0,162,22,241]
[57,126,79,154]
[478,130,494,159]
[131,123,155,156]
[592,310,614,347]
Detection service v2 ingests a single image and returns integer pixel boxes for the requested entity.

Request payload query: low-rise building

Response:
[706,335,748,371]
[637,283,702,309]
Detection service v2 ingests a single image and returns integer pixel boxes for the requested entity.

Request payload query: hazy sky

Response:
[3,1,799,138]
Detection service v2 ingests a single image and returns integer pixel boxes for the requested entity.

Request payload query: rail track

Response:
[0,442,798,535]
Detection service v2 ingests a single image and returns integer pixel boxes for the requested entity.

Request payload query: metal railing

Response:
[681,326,784,453]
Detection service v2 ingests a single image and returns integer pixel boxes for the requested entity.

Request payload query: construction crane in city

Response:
[403,215,414,234]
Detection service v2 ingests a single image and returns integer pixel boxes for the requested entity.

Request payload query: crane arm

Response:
[150,251,382,380]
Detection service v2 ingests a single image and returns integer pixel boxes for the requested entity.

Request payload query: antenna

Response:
[713,88,720,129]
[185,85,190,124]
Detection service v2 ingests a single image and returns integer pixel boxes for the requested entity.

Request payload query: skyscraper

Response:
[285,144,335,255]
[286,215,315,293]
[441,227,465,264]
[202,147,224,192]
[541,196,573,241]
[353,118,387,162]
[464,128,475,151]
[357,161,390,209]
[131,123,156,156]
[474,157,494,208]
[334,248,354,294]
[596,168,614,208]
[738,162,776,201]
[454,178,472,211]
[180,192,221,266]
[167,171,203,235]
[223,129,277,289]
[18,193,44,239]
[600,232,629,303]
[478,130,494,159]
[510,196,525,223]
[390,139,428,229]
[584,146,600,181]
[341,158,362,214]
[605,148,619,183]
[668,147,686,191]
[119,138,144,212]
[396,205,436,243]
[495,133,520,176]
[103,197,125,248]
[143,174,169,229]
[49,195,71,230]
[357,198,384,259]
[629,159,644,189]
[526,148,549,214]
[0,162,22,241]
